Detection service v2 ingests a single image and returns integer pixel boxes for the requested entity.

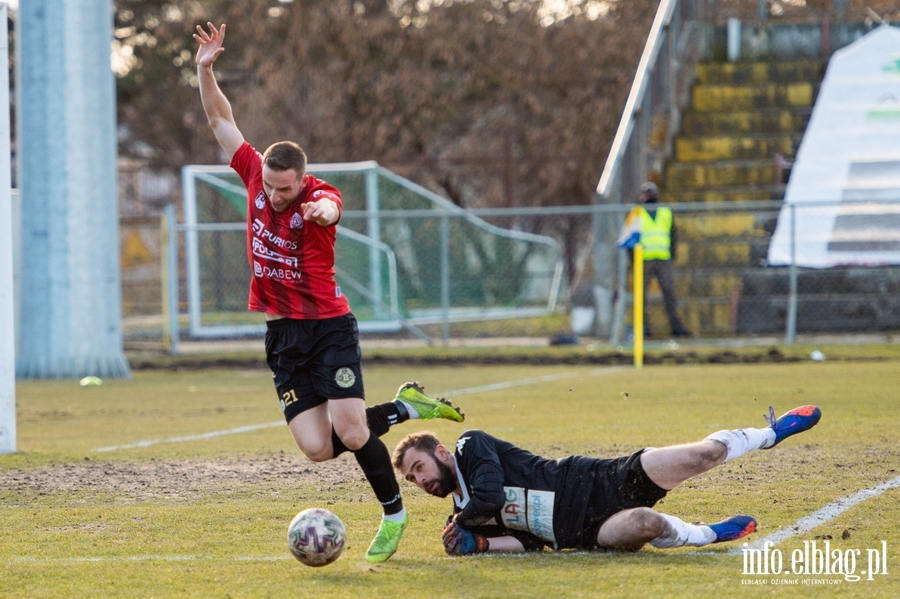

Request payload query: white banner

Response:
[768,25,900,268]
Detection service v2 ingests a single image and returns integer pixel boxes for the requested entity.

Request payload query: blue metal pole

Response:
[16,0,130,378]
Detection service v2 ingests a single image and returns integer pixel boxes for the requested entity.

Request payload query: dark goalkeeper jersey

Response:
[450,430,605,550]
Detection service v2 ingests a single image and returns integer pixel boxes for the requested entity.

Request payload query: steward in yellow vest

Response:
[625,182,689,338]
[638,206,673,261]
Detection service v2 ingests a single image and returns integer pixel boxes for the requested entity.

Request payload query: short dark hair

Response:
[262,141,307,175]
[391,431,441,470]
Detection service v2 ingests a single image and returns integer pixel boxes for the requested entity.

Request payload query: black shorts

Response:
[264,314,365,423]
[581,449,668,549]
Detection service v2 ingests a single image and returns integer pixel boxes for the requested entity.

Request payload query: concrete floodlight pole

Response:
[0,3,16,452]
[16,0,131,379]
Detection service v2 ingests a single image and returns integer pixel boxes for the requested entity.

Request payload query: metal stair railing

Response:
[591,0,712,342]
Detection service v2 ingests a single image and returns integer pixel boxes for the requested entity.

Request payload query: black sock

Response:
[353,432,403,516]
[330,429,350,458]
[329,403,405,459]
[366,402,406,437]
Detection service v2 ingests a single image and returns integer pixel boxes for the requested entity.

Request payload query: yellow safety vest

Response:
[639,207,672,260]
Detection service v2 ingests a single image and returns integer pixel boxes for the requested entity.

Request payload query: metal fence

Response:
[119,214,169,351]
[484,202,900,344]
[114,0,900,351]
[119,200,900,351]
[592,0,713,338]
[590,0,887,342]
[159,163,565,351]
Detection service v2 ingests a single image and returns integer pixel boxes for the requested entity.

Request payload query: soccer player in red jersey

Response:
[194,22,464,562]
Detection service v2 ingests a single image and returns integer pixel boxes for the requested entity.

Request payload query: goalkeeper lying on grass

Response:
[391,402,821,554]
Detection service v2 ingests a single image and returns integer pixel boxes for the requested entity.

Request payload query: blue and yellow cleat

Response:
[764,405,821,448]
[709,515,757,543]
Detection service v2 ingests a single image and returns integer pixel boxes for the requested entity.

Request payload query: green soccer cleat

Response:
[365,512,409,563]
[394,382,465,422]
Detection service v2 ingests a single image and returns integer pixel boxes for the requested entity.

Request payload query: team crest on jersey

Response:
[335,367,356,388]
[254,191,266,210]
[290,212,303,229]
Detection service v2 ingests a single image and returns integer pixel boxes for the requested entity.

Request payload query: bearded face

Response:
[428,453,457,498]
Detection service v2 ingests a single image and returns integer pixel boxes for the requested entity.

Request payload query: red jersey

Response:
[230,142,351,319]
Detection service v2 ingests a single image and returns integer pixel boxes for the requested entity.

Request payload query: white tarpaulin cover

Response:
[767,25,900,267]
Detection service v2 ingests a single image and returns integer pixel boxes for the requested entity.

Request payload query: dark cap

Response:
[639,181,659,196]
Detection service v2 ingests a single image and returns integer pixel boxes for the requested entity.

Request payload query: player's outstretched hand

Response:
[441,521,489,556]
[301,198,339,226]
[194,22,226,68]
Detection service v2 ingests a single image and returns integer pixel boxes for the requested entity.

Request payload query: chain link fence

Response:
[154,164,564,350]
[113,0,900,351]
[118,197,900,351]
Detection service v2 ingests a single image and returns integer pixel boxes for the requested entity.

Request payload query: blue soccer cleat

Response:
[708,515,757,543]
[764,405,822,448]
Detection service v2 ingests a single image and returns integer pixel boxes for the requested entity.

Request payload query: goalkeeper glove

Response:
[442,521,489,556]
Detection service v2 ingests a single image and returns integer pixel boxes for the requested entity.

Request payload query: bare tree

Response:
[115,0,658,279]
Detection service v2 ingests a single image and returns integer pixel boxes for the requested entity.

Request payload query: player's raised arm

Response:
[194,22,245,160]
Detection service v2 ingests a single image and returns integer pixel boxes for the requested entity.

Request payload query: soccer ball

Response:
[287,508,346,567]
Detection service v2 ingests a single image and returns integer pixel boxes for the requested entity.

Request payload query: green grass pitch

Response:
[2,361,899,598]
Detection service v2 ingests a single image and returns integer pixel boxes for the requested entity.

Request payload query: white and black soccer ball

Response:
[287,508,346,567]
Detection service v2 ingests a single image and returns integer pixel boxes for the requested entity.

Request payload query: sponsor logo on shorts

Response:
[335,367,356,388]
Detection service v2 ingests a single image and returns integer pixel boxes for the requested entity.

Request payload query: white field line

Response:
[438,367,627,399]
[91,367,626,453]
[727,473,900,555]
[92,421,285,452]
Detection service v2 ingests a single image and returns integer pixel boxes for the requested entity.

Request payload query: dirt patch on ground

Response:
[0,454,367,501]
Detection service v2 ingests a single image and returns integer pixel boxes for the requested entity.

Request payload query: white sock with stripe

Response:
[396,400,419,419]
[650,513,716,548]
